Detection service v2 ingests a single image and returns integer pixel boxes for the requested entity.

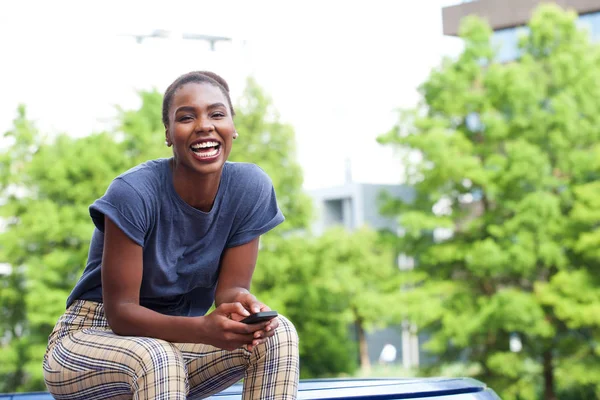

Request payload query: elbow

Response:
[105,311,127,335]
[108,319,129,336]
[104,302,135,336]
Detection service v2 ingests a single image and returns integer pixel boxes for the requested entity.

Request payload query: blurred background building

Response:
[442,0,600,62]
[309,162,414,237]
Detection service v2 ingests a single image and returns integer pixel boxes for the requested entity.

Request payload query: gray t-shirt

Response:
[66,158,284,317]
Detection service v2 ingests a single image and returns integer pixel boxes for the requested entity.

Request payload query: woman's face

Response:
[166,82,235,176]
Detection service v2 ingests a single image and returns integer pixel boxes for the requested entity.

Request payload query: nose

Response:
[195,115,214,133]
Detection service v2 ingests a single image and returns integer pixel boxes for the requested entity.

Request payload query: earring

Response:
[165,140,170,146]
[233,132,239,140]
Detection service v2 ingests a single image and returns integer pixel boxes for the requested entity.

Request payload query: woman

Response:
[43,71,300,400]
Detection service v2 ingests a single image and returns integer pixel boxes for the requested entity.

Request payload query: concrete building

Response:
[442,0,600,62]
[309,182,414,237]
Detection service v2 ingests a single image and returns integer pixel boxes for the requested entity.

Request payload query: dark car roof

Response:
[211,377,499,399]
[1,377,499,400]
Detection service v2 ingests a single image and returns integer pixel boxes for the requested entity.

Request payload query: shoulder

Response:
[113,158,169,198]
[225,162,273,189]
[222,162,284,246]
[94,158,168,218]
[223,162,280,214]
[89,159,167,240]
[118,159,168,187]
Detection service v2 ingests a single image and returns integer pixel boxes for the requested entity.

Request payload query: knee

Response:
[264,315,299,353]
[133,338,185,374]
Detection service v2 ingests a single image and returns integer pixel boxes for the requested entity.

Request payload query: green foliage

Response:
[253,234,359,378]
[378,4,600,400]
[251,227,400,377]
[117,90,171,164]
[0,108,135,390]
[312,227,400,330]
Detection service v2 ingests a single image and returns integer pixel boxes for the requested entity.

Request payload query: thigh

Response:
[44,328,185,400]
[174,342,249,399]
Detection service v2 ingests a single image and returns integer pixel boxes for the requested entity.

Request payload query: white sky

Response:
[0,0,462,190]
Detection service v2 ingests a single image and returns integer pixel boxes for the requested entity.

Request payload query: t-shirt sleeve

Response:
[89,177,151,247]
[227,166,285,248]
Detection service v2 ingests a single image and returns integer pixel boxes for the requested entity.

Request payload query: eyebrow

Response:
[175,103,227,113]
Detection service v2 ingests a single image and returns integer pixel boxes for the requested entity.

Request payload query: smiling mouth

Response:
[190,141,221,158]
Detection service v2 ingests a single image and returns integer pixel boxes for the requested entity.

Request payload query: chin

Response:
[186,153,225,175]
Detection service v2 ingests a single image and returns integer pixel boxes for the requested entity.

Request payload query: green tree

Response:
[117,90,171,165]
[378,5,600,400]
[252,233,359,378]
[0,107,133,390]
[0,106,37,392]
[312,227,400,372]
[252,227,400,377]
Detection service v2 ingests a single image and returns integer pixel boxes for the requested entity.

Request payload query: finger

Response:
[253,328,275,340]
[243,294,267,314]
[238,320,272,335]
[227,319,271,335]
[252,319,279,339]
[252,337,269,347]
[236,293,261,314]
[253,329,265,339]
[220,302,251,318]
[247,300,262,314]
[258,323,279,337]
[225,331,256,345]
[252,319,277,337]
[264,317,279,332]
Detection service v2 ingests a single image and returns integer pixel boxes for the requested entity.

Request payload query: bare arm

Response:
[101,216,263,349]
[215,237,260,308]
[215,237,279,349]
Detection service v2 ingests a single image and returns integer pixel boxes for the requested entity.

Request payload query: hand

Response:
[232,293,279,352]
[199,302,271,351]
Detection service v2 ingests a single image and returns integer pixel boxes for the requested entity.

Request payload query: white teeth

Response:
[191,141,219,149]
[195,148,219,158]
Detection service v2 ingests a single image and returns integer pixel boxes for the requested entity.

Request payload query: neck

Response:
[170,158,222,212]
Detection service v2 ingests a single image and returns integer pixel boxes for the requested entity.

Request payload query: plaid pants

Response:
[43,301,299,399]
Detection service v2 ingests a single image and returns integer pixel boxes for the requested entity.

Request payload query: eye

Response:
[211,112,226,118]
[178,115,193,122]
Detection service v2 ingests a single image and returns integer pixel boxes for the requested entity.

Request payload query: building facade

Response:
[442,0,600,62]
[309,182,414,237]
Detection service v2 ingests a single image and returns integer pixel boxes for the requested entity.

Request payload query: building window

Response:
[491,26,528,63]
[323,198,353,230]
[578,12,600,42]
[491,12,600,63]
[324,199,343,225]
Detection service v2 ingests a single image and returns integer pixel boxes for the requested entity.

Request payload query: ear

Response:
[165,127,172,147]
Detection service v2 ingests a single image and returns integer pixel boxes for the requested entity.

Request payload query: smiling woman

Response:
[41,71,299,400]
[164,74,238,210]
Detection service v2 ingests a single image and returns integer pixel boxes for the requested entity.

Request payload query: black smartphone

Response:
[240,310,278,324]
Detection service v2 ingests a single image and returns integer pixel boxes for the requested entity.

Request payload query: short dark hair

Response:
[162,71,235,126]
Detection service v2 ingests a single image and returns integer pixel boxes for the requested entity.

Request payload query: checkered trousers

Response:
[43,300,299,399]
